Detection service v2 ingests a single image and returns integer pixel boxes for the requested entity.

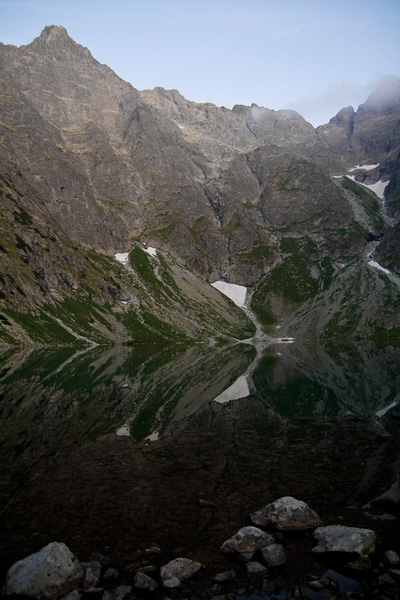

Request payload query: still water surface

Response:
[0,340,399,585]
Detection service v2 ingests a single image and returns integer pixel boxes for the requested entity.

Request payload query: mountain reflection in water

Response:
[0,340,399,584]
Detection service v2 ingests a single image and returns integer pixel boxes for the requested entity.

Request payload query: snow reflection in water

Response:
[213,375,250,404]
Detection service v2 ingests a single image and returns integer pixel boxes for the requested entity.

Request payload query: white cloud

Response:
[287,80,377,126]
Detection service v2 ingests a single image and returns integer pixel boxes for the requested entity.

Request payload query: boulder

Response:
[245,561,267,578]
[162,577,180,588]
[2,542,83,600]
[220,526,274,554]
[133,571,158,591]
[103,568,119,582]
[251,496,323,530]
[160,557,202,582]
[379,573,397,587]
[213,570,236,583]
[237,551,256,563]
[81,562,101,589]
[312,525,376,555]
[260,543,286,567]
[384,550,400,566]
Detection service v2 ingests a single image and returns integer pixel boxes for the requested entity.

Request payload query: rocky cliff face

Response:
[0,26,399,344]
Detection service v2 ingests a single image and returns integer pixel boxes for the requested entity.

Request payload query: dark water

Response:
[0,339,399,590]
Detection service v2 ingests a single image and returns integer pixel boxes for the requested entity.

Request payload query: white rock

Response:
[160,557,201,582]
[220,526,274,554]
[312,525,376,555]
[2,542,83,599]
[251,496,323,530]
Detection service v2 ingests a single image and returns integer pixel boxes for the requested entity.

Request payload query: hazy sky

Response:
[1,0,399,126]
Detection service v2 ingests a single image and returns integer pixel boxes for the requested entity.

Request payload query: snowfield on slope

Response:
[347,175,389,199]
[211,281,247,307]
[115,246,157,265]
[368,260,390,275]
[348,163,380,172]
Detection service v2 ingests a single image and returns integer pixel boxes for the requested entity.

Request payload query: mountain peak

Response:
[26,25,71,48]
[39,25,70,41]
[26,25,92,62]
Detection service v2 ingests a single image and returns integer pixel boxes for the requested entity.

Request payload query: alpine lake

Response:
[0,336,399,596]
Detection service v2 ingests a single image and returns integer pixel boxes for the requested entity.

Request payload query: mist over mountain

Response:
[0,25,399,345]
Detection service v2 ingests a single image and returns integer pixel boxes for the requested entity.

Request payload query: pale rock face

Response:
[250,496,323,530]
[2,542,83,600]
[312,525,376,555]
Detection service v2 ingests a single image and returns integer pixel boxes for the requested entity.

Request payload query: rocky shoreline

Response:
[2,497,399,600]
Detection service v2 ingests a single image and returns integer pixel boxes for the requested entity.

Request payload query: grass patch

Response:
[240,243,274,261]
[277,176,304,192]
[266,256,319,303]
[3,309,78,344]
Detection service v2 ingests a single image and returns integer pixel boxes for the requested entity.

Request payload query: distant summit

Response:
[25,25,93,62]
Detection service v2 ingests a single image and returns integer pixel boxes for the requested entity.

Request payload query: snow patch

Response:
[211,281,247,307]
[365,179,390,199]
[348,163,380,172]
[143,246,157,256]
[146,431,159,442]
[213,375,250,404]
[347,176,389,200]
[368,260,390,275]
[116,424,131,437]
[115,252,129,264]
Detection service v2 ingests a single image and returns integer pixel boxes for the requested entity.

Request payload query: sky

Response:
[1,0,399,126]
